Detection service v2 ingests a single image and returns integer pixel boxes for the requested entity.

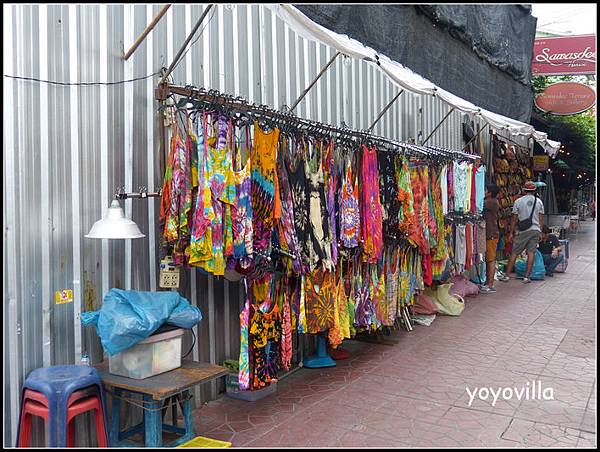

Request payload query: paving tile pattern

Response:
[191,222,597,447]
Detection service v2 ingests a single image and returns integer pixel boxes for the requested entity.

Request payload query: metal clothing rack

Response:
[156,83,481,166]
[155,82,482,344]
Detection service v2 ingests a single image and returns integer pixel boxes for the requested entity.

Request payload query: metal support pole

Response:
[160,4,213,84]
[123,4,171,60]
[422,107,455,145]
[290,51,341,111]
[368,89,404,131]
[462,122,489,151]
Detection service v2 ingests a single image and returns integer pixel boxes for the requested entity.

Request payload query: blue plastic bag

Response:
[81,289,202,356]
[470,261,487,285]
[515,250,546,280]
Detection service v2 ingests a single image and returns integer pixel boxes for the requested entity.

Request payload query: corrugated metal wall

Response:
[3,3,527,446]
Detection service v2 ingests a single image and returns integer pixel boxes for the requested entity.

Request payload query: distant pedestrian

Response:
[538,226,564,277]
[479,184,508,293]
[591,199,596,221]
[503,181,545,283]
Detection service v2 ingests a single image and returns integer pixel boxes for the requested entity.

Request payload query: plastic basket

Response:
[177,436,232,448]
[108,328,184,379]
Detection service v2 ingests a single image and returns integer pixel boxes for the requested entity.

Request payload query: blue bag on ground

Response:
[81,289,202,356]
[515,250,546,280]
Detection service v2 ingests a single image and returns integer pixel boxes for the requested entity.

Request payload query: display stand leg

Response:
[303,335,336,368]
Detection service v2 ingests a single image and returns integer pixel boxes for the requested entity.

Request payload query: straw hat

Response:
[523,181,537,191]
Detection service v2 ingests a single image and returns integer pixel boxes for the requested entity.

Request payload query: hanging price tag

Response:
[159,256,180,288]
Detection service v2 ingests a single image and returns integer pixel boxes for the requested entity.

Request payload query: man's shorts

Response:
[486,239,498,263]
[513,229,540,255]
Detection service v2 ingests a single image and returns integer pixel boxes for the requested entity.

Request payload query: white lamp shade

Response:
[85,200,145,239]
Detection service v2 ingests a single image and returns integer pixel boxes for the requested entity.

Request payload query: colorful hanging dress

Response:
[361,145,384,263]
[238,279,251,390]
[159,122,178,247]
[370,265,386,329]
[198,115,236,276]
[378,151,401,242]
[327,269,344,349]
[251,122,280,255]
[323,140,338,266]
[339,157,360,248]
[279,277,293,372]
[275,137,302,275]
[306,140,333,270]
[189,113,215,267]
[304,268,335,334]
[249,275,281,390]
[354,266,373,330]
[396,157,415,239]
[232,142,254,261]
[286,138,310,272]
[161,120,193,265]
[386,249,400,324]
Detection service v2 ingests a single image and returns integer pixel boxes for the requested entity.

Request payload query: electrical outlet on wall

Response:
[159,256,180,288]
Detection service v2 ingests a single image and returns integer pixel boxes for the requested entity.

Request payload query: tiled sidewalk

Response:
[192,222,597,448]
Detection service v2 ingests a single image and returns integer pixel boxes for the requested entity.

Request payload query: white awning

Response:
[267,4,561,157]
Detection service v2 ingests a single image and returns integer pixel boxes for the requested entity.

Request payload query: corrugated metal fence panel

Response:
[3,4,491,446]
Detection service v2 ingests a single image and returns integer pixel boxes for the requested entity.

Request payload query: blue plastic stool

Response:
[16,365,108,447]
[303,335,336,368]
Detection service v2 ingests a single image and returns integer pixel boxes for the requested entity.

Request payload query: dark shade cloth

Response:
[296,4,537,122]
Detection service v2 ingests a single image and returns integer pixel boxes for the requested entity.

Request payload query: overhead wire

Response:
[4,5,217,88]
[3,71,161,86]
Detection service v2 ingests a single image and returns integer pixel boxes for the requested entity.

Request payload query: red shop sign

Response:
[535,82,596,115]
[532,35,596,75]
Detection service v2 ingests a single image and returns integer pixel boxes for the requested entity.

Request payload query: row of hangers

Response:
[166,84,479,165]
[444,211,484,225]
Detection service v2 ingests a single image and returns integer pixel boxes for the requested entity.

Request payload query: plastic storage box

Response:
[109,328,184,379]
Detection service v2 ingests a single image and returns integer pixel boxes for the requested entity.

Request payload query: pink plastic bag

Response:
[449,274,479,298]
[411,291,438,315]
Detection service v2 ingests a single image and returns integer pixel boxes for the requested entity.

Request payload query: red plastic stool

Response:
[18,388,108,447]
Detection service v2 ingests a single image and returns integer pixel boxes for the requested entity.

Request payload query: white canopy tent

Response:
[267,4,561,157]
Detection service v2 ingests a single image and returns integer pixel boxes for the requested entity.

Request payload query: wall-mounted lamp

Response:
[85,187,161,240]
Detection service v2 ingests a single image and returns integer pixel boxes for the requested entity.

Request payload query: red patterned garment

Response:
[409,166,430,256]
[340,158,360,248]
[360,145,384,263]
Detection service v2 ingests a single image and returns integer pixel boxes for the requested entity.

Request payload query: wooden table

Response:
[96,360,228,447]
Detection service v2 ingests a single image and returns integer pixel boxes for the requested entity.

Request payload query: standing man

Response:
[503,181,545,283]
[538,226,564,277]
[479,184,509,293]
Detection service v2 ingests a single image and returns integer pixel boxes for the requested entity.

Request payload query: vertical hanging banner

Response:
[532,34,596,75]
